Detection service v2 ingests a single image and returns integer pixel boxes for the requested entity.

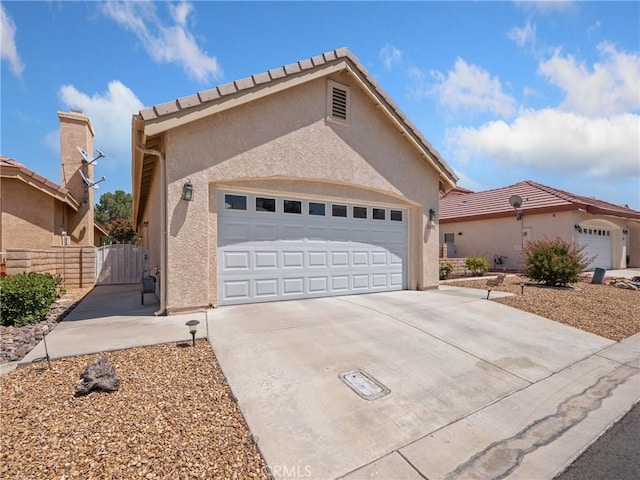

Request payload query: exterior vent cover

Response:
[327,80,350,126]
[332,87,348,120]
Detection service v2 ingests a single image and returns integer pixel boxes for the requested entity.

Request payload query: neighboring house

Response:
[0,111,108,253]
[132,48,458,313]
[439,180,640,271]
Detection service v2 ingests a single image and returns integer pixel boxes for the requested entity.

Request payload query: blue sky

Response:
[2,1,639,209]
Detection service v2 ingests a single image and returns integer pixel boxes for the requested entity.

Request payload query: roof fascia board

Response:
[143,62,348,137]
[1,169,80,211]
[343,64,457,190]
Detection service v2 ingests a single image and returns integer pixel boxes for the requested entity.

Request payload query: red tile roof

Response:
[439,180,640,222]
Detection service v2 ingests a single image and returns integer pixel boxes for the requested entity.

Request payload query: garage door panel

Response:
[255,279,278,297]
[223,251,250,270]
[331,251,349,267]
[352,275,369,289]
[282,224,304,241]
[371,251,387,265]
[331,276,349,291]
[223,280,250,300]
[308,276,328,293]
[308,251,328,267]
[372,273,388,288]
[352,251,369,266]
[254,223,278,241]
[218,191,407,305]
[255,251,278,269]
[283,277,304,295]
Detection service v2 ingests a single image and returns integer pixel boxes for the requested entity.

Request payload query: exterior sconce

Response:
[185,320,199,347]
[457,232,463,236]
[574,224,581,231]
[181,180,194,201]
[622,229,629,235]
[429,208,438,223]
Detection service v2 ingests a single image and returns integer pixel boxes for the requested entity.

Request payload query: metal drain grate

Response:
[339,369,390,400]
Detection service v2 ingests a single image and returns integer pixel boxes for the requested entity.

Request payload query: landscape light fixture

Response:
[486,285,493,300]
[185,320,199,347]
[429,208,438,223]
[181,180,194,201]
[520,282,525,295]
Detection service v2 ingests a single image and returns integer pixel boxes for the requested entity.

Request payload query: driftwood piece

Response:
[75,357,120,396]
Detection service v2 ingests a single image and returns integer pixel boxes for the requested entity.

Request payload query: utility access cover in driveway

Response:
[339,369,390,400]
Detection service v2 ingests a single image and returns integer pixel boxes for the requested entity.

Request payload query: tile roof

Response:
[439,180,640,222]
[0,155,79,210]
[134,47,457,187]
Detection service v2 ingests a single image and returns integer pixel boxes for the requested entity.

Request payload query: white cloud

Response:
[430,58,517,118]
[507,21,536,48]
[100,1,222,84]
[57,81,145,173]
[379,44,402,70]
[0,4,24,78]
[446,109,639,178]
[539,43,640,116]
[514,1,575,13]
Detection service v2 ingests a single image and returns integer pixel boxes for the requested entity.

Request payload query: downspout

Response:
[136,146,167,316]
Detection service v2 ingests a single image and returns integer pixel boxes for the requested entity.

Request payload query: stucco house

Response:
[1,111,108,254]
[439,180,640,271]
[132,48,458,314]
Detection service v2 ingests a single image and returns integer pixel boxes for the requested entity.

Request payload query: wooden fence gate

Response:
[96,244,147,285]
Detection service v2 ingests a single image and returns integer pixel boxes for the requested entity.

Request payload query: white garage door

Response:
[218,191,407,305]
[578,227,612,270]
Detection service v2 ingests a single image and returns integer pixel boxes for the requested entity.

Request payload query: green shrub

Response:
[465,256,489,276]
[522,237,591,287]
[439,262,453,280]
[0,272,63,327]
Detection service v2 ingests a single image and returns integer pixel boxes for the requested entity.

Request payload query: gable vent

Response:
[327,80,351,126]
[332,87,348,120]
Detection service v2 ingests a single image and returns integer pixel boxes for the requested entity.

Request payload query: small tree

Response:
[522,237,591,287]
[95,190,132,224]
[465,256,489,276]
[106,218,137,243]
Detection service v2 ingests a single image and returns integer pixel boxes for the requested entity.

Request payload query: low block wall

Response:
[4,247,96,288]
[439,258,468,278]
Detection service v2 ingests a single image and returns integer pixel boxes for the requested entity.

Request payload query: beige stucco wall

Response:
[1,179,66,250]
[158,75,441,312]
[441,210,637,270]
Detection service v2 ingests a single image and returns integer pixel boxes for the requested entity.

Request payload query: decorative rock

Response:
[75,357,120,396]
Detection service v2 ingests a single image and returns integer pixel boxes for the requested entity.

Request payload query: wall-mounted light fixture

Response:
[457,232,463,236]
[622,228,629,235]
[181,180,194,201]
[429,208,438,223]
[574,224,581,231]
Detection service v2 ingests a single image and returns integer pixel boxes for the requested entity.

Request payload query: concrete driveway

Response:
[208,288,639,480]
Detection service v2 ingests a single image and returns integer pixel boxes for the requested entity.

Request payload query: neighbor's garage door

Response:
[217,191,407,305]
[578,227,612,270]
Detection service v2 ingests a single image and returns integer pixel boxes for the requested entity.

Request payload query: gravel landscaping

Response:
[0,341,269,479]
[1,273,638,478]
[445,275,640,341]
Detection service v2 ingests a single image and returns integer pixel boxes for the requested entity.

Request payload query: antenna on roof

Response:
[76,146,106,166]
[79,169,106,189]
